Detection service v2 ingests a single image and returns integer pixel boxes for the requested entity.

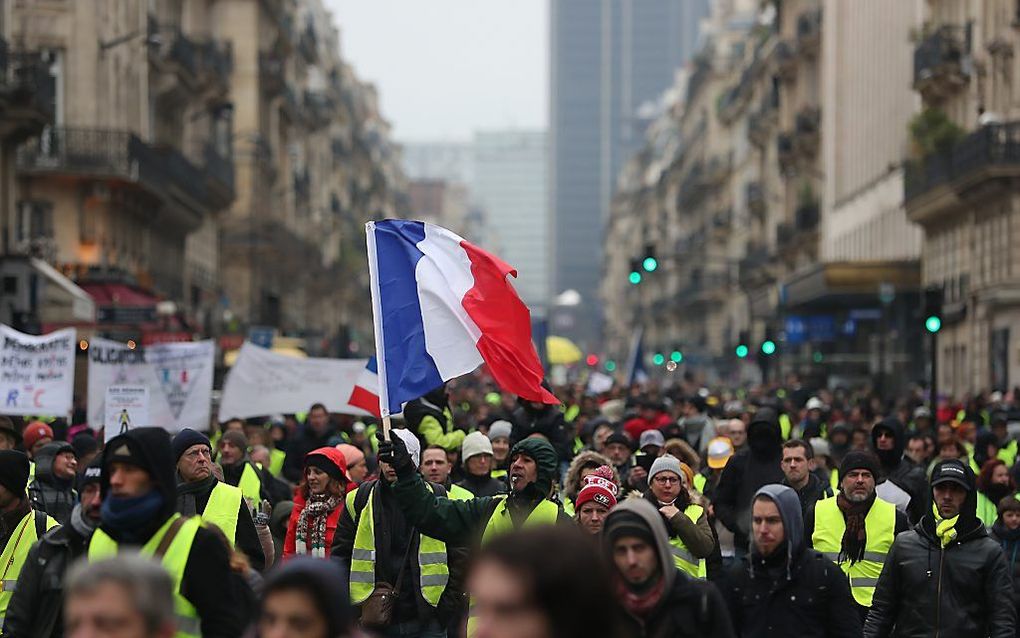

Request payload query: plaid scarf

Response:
[836,491,875,564]
[295,492,341,558]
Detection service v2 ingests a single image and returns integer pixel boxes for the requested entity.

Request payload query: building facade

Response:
[550,0,709,348]
[905,0,1020,395]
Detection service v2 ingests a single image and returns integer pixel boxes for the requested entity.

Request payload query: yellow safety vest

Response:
[201,481,243,545]
[693,473,707,494]
[811,497,896,607]
[0,511,58,624]
[977,491,999,528]
[348,484,449,606]
[448,484,474,501]
[491,469,507,480]
[237,463,262,506]
[89,515,203,638]
[780,414,793,440]
[269,449,286,477]
[668,504,707,578]
[563,496,575,517]
[470,496,559,638]
[27,462,34,484]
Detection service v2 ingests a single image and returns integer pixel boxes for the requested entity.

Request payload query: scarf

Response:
[100,490,165,545]
[932,502,960,548]
[836,491,875,564]
[295,492,341,557]
[614,574,665,618]
[69,503,97,538]
[176,474,218,516]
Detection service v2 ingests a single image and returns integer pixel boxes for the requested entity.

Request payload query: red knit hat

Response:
[574,465,618,511]
[23,422,53,451]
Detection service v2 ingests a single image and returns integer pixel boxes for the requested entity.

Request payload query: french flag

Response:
[347,357,381,417]
[366,220,558,417]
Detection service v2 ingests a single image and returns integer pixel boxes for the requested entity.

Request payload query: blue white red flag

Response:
[346,357,381,417]
[366,220,557,417]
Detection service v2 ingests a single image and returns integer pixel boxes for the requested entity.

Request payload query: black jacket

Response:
[990,523,1020,638]
[863,516,1016,638]
[510,404,572,462]
[98,428,249,638]
[871,418,926,523]
[281,426,335,483]
[175,479,266,571]
[620,570,734,638]
[455,472,504,498]
[782,473,833,522]
[715,419,785,548]
[722,547,861,638]
[28,443,77,525]
[3,515,82,638]
[332,478,466,626]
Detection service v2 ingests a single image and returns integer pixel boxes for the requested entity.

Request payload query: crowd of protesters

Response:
[2,374,1020,637]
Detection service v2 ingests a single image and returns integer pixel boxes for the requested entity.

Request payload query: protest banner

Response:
[88,338,213,435]
[0,325,76,417]
[104,385,150,442]
[219,342,373,420]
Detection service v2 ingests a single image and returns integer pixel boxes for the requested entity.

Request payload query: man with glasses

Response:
[171,429,265,571]
[643,454,714,578]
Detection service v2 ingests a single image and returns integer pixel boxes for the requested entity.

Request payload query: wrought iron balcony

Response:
[778,132,796,172]
[259,53,286,96]
[774,40,797,81]
[913,25,969,102]
[795,106,821,156]
[796,8,821,56]
[904,120,1020,205]
[0,38,55,139]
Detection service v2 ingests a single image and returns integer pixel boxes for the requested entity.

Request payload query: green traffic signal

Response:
[605,360,617,372]
[761,340,777,355]
[629,271,642,285]
[735,344,749,358]
[670,350,683,363]
[642,257,658,272]
[925,315,942,334]
[652,353,665,366]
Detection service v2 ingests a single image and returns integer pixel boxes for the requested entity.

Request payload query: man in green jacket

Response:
[378,434,572,547]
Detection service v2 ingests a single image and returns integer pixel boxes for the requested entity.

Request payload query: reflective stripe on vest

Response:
[238,463,262,505]
[89,515,203,638]
[668,504,707,579]
[470,497,560,637]
[811,496,896,607]
[202,481,242,544]
[0,511,56,617]
[349,484,449,606]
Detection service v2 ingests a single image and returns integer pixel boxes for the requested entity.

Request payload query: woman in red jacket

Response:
[284,447,349,559]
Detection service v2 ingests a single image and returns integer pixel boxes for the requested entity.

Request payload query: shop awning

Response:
[31,258,96,323]
[781,261,921,310]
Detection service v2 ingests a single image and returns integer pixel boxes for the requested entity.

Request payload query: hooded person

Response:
[403,383,466,453]
[713,408,786,553]
[510,387,573,463]
[827,422,853,465]
[864,459,1017,638]
[602,499,734,638]
[171,428,266,572]
[284,447,348,560]
[4,457,103,638]
[870,417,927,523]
[88,427,248,637]
[27,440,78,524]
[720,484,861,638]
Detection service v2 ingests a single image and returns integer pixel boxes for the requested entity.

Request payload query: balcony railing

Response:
[913,25,969,101]
[797,8,822,56]
[795,106,821,156]
[905,120,1020,203]
[0,39,56,122]
[774,40,797,81]
[778,132,796,171]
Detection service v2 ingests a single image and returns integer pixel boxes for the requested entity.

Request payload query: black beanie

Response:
[603,509,656,547]
[305,453,345,483]
[77,456,103,492]
[0,450,31,496]
[172,429,211,462]
[839,450,881,483]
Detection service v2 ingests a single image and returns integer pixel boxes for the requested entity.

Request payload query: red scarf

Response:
[615,576,665,618]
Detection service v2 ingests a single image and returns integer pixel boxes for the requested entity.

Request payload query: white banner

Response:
[0,325,76,417]
[88,338,213,435]
[104,385,150,443]
[219,342,372,421]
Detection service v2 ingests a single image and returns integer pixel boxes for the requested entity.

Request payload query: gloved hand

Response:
[376,430,413,474]
[254,499,271,527]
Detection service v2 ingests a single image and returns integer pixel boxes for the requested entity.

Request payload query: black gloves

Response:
[376,430,413,474]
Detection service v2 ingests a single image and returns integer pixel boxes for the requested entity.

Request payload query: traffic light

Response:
[642,244,658,272]
[670,349,683,363]
[735,330,749,358]
[585,353,599,366]
[652,352,665,366]
[923,285,944,334]
[605,359,617,372]
[629,258,642,285]
[761,340,777,355]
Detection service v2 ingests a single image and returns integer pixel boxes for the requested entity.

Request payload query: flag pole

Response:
[365,221,391,442]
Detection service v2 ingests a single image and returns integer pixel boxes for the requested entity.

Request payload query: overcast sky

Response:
[325,0,548,142]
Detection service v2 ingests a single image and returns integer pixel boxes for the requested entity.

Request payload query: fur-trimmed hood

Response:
[564,450,620,501]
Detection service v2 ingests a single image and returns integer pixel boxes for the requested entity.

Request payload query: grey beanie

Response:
[487,420,512,442]
[647,454,683,486]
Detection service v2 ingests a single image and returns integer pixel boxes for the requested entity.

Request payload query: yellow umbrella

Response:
[546,335,583,365]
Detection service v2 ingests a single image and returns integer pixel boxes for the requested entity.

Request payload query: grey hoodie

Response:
[752,484,803,578]
[604,498,676,594]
